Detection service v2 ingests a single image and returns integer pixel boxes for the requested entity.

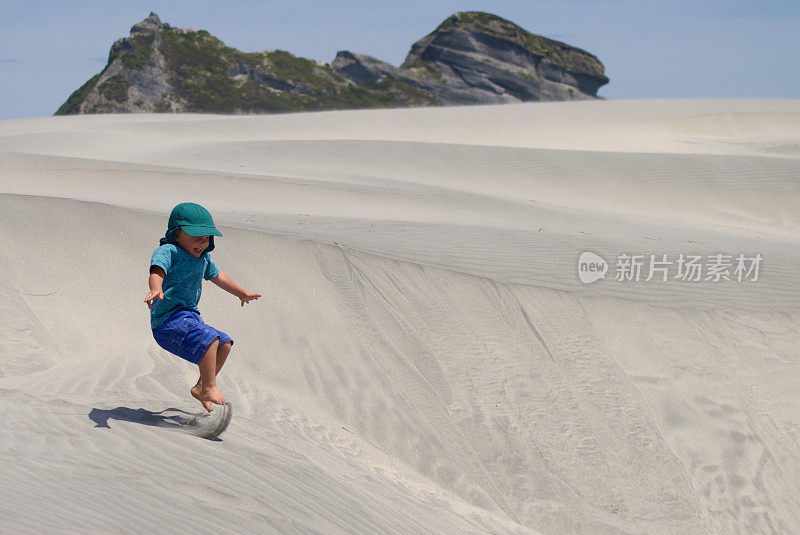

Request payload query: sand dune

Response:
[1,100,799,534]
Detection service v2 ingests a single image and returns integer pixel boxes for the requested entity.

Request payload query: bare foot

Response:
[191,378,205,408]
[196,385,227,412]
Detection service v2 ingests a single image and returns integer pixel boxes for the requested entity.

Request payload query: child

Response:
[144,202,261,412]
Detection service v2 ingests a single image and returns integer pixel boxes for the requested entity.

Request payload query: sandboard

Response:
[187,401,233,439]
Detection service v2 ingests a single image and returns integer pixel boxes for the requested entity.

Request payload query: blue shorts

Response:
[152,309,233,365]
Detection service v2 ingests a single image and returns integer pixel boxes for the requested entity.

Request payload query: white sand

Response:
[0,99,799,534]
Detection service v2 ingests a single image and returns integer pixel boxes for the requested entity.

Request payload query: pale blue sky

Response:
[1,1,797,120]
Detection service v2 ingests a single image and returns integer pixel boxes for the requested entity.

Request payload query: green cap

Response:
[160,202,222,253]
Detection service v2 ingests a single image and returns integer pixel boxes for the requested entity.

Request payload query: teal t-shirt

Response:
[149,243,220,329]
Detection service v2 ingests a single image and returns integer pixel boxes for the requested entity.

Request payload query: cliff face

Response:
[399,12,609,103]
[56,11,608,115]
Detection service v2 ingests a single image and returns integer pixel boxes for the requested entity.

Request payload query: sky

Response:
[1,0,798,120]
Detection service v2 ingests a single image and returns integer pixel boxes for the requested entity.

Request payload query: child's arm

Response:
[211,272,261,307]
[145,266,166,309]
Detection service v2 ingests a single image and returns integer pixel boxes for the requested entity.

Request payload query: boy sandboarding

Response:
[144,203,260,427]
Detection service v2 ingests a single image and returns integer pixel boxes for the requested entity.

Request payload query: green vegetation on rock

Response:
[120,33,155,70]
[158,28,241,111]
[154,100,172,112]
[267,51,315,85]
[321,64,347,84]
[156,27,420,113]
[55,72,103,115]
[408,58,443,80]
[367,78,440,106]
[98,74,131,103]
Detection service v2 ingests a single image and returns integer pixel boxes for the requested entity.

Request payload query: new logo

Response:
[578,252,608,284]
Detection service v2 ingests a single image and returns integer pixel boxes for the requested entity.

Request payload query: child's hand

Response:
[210,273,260,307]
[145,289,164,309]
[240,291,261,307]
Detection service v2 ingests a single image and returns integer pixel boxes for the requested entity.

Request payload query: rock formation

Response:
[398,12,609,103]
[56,11,608,115]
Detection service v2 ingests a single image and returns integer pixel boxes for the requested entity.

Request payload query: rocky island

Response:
[56,11,608,115]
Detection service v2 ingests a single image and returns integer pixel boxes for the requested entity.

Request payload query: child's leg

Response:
[192,341,231,399]
[215,341,232,375]
[194,337,227,412]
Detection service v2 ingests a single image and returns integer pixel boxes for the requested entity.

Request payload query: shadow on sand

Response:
[89,406,210,436]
